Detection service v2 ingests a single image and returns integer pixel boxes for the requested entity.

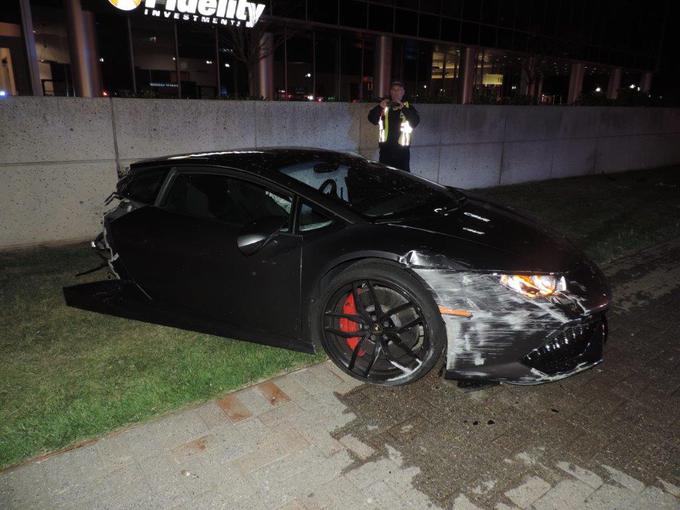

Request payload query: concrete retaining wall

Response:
[1,97,680,248]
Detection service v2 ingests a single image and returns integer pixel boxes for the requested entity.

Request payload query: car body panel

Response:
[109,206,304,340]
[64,147,611,384]
[63,279,313,353]
[410,267,608,383]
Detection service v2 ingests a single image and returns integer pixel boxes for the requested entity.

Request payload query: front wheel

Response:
[316,261,446,386]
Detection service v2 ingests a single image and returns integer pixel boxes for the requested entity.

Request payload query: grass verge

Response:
[475,166,680,265]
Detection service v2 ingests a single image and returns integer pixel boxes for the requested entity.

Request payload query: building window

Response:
[1,0,28,95]
[216,30,240,98]
[315,30,339,100]
[420,0,442,15]
[395,9,417,37]
[97,10,134,97]
[177,23,218,99]
[368,4,393,33]
[442,0,463,18]
[473,49,521,104]
[271,0,306,20]
[286,32,314,100]
[441,18,461,42]
[460,22,479,45]
[339,33,365,101]
[339,1,367,29]
[419,13,440,39]
[401,39,418,95]
[130,15,178,98]
[310,0,338,24]
[10,0,661,103]
[32,4,72,96]
[431,45,460,99]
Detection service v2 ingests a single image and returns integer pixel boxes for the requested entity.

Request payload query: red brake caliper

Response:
[339,292,366,357]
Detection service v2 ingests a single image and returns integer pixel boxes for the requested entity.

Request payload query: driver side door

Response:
[125,168,303,341]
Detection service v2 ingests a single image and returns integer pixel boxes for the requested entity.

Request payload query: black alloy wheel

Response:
[318,261,445,386]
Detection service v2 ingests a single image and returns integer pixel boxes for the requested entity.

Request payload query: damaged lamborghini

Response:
[64,148,610,386]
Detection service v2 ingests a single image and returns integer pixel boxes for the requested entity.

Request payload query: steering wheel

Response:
[319,178,338,198]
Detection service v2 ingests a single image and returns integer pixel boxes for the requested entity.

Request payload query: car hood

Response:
[387,197,585,273]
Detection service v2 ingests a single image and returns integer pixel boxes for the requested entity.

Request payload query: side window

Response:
[163,173,292,229]
[120,167,170,204]
[299,202,334,232]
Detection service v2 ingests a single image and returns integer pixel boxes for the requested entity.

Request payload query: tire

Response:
[315,260,446,386]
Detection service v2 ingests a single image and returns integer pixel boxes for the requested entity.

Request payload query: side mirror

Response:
[237,216,286,255]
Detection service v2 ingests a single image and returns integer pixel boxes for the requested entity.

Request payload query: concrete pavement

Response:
[1,239,679,510]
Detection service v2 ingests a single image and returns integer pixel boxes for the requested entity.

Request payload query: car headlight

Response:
[499,274,566,298]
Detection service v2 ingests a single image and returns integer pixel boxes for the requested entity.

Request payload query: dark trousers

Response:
[379,144,411,172]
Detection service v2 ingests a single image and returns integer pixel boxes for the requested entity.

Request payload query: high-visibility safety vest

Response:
[378,104,414,147]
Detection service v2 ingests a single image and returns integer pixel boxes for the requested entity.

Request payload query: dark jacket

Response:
[368,101,420,146]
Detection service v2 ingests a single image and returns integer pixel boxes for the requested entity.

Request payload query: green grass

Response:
[1,166,679,469]
[0,246,325,468]
[475,166,680,265]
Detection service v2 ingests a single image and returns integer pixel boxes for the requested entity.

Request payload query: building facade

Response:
[0,0,666,104]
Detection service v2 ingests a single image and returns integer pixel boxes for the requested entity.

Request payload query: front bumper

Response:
[521,316,606,380]
[413,264,610,384]
[441,313,607,384]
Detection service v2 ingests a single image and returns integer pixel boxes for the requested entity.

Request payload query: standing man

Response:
[367,81,420,172]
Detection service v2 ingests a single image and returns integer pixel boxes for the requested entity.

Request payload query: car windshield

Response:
[277,157,464,219]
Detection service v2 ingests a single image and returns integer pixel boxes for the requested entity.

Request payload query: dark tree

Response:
[224,22,293,97]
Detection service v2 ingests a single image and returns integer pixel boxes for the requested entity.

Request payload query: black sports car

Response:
[64,148,611,386]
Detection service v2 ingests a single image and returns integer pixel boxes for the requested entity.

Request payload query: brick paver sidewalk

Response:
[2,239,679,510]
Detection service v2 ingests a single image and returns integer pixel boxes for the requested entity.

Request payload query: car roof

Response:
[130,147,367,175]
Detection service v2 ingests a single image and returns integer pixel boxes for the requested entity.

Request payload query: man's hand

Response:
[394,101,404,110]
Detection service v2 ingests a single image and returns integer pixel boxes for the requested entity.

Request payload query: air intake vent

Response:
[523,317,607,375]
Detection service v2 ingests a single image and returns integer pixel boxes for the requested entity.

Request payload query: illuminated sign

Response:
[482,74,503,86]
[108,0,142,11]
[109,0,266,28]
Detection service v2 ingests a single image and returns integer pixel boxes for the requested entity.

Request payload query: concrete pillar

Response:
[606,67,622,100]
[460,46,478,104]
[19,0,42,96]
[375,35,392,98]
[520,57,536,97]
[567,62,584,104]
[64,0,102,97]
[640,71,653,94]
[257,32,274,99]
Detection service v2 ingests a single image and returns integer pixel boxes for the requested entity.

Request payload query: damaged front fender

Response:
[402,252,610,384]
